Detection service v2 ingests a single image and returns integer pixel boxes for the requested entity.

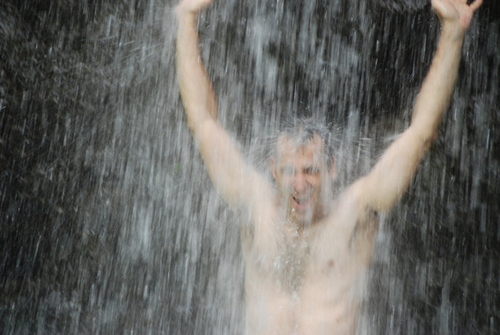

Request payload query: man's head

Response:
[270,119,337,227]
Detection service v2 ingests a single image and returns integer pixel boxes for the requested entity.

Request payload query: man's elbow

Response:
[407,124,438,152]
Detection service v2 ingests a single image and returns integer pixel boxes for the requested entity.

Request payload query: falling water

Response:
[1,0,499,334]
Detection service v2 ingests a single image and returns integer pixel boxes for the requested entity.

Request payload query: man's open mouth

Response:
[291,195,311,209]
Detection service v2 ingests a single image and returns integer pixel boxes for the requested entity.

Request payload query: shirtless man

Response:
[175,0,482,334]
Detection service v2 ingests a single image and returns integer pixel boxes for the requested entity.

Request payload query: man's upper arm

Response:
[195,118,270,210]
[356,126,430,213]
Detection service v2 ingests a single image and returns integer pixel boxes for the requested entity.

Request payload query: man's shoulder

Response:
[243,182,279,231]
[333,178,367,212]
[323,179,380,234]
[338,176,377,211]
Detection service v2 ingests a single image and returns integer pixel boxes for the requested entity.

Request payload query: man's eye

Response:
[305,167,319,175]
[281,167,295,175]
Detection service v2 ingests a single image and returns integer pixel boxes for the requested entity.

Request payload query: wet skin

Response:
[242,135,378,335]
[271,135,337,228]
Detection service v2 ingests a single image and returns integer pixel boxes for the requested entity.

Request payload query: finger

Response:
[469,0,483,12]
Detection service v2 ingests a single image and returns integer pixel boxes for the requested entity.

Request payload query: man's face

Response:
[271,134,336,226]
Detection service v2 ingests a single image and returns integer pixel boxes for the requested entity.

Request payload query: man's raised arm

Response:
[176,0,217,127]
[355,0,482,212]
[175,0,268,209]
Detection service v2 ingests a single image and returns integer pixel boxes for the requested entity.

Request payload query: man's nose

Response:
[293,172,308,192]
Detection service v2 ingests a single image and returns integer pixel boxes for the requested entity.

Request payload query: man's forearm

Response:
[410,0,482,142]
[176,10,218,133]
[410,24,465,142]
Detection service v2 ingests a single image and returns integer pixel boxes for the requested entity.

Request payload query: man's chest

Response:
[244,229,369,335]
[245,202,378,292]
[246,222,359,292]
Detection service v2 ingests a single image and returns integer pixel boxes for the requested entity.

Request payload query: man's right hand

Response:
[176,0,212,16]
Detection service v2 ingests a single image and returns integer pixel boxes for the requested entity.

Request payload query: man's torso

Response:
[242,188,378,335]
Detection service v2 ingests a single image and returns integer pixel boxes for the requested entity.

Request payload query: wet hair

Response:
[274,117,336,167]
